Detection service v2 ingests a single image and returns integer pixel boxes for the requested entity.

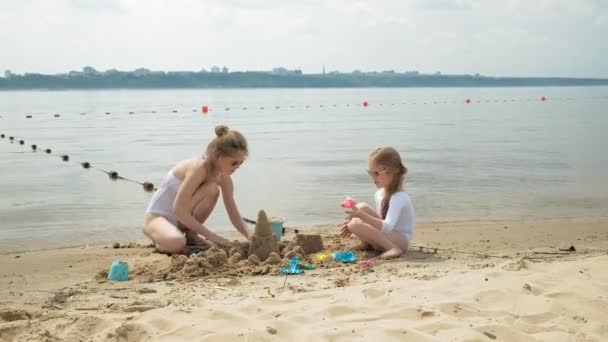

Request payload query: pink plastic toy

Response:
[358,256,380,269]
[341,197,358,209]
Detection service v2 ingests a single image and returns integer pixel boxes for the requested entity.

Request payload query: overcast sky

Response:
[1,0,606,77]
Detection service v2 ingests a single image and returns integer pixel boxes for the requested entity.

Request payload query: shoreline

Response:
[2,216,607,255]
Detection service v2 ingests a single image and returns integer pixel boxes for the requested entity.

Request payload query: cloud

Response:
[69,0,127,14]
[416,0,473,11]
[0,0,606,77]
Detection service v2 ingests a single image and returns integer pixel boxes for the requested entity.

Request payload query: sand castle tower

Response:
[248,210,279,261]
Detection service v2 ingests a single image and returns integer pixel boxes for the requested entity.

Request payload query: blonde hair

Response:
[204,125,248,174]
[369,146,408,219]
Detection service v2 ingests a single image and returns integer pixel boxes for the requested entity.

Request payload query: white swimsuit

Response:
[145,170,183,226]
[374,189,415,242]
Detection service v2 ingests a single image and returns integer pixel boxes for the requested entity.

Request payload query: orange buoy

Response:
[202,105,209,113]
[541,96,547,101]
[466,98,471,104]
[363,101,369,107]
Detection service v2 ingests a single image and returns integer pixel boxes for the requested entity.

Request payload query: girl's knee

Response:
[157,235,186,254]
[347,218,365,231]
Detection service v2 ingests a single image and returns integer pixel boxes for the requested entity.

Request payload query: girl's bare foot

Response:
[380,247,404,259]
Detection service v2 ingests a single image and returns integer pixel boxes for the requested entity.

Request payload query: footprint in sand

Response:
[416,322,460,336]
[438,302,483,318]
[120,300,167,313]
[0,309,32,322]
[390,307,436,320]
[363,288,386,299]
[111,323,151,342]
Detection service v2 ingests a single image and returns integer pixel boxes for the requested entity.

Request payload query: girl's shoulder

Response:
[374,188,385,198]
[391,191,412,202]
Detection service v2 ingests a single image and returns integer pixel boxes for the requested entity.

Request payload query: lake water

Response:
[1,87,607,252]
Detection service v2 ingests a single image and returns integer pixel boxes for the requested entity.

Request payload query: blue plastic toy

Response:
[298,262,316,270]
[281,257,303,275]
[332,251,357,263]
[107,260,129,281]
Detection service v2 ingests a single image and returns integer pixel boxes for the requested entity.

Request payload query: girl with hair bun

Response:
[144,125,251,253]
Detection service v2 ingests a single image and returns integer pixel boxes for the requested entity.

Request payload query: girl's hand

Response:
[340,224,352,238]
[209,234,234,248]
[345,205,361,219]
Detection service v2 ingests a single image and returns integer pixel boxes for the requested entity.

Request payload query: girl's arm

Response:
[173,168,232,246]
[351,207,384,230]
[352,195,405,232]
[219,175,252,239]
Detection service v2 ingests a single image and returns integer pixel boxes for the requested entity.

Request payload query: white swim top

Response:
[374,189,415,242]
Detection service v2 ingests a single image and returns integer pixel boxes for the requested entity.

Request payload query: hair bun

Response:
[215,125,229,137]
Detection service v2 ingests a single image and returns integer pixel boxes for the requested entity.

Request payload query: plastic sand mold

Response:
[332,251,358,263]
[341,197,357,209]
[359,256,380,269]
[107,260,129,281]
[298,262,316,270]
[315,252,330,262]
[281,257,303,275]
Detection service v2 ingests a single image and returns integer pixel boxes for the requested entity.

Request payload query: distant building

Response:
[404,71,419,76]
[82,66,98,75]
[221,66,229,73]
[434,71,441,76]
[133,68,151,76]
[382,70,396,74]
[272,67,302,76]
[200,68,208,73]
[211,66,220,73]
[272,67,288,75]
[352,70,362,75]
[3,70,15,78]
[167,71,192,76]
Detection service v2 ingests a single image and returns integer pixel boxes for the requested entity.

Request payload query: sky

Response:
[0,0,607,77]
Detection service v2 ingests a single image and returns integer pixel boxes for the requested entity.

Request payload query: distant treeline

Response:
[1,72,607,89]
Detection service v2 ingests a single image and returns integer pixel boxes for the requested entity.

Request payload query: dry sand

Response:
[1,218,607,341]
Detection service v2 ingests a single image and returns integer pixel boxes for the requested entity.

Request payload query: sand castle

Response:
[248,210,280,261]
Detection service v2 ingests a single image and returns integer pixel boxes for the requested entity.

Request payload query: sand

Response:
[1,218,608,341]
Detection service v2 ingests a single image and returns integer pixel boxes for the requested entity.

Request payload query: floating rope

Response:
[2,95,607,119]
[0,133,157,192]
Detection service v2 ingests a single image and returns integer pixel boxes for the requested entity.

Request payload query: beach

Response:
[2,218,607,341]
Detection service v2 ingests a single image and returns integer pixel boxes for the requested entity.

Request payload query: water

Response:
[1,87,607,252]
